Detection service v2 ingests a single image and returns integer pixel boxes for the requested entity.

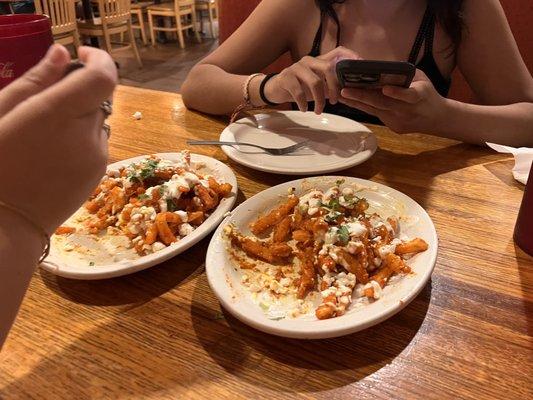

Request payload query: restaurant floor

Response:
[113,37,218,93]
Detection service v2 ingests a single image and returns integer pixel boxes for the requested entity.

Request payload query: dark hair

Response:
[316,0,464,49]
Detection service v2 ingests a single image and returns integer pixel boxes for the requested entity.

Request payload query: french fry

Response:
[371,253,405,287]
[292,229,312,242]
[340,250,369,284]
[296,248,316,299]
[250,196,299,235]
[315,294,337,320]
[55,226,76,235]
[273,216,292,243]
[395,238,428,255]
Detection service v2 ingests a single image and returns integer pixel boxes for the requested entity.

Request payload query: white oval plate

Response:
[220,111,377,175]
[41,153,238,280]
[206,176,438,339]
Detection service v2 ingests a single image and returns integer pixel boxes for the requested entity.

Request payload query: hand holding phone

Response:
[336,60,415,89]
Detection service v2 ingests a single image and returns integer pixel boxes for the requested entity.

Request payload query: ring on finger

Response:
[100,100,113,118]
[103,123,111,138]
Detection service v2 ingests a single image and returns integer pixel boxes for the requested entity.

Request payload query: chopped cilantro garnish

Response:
[158,184,167,196]
[321,198,341,211]
[325,210,342,223]
[166,199,177,212]
[137,193,149,201]
[139,159,159,179]
[335,179,345,186]
[89,261,95,266]
[128,159,159,183]
[338,225,350,244]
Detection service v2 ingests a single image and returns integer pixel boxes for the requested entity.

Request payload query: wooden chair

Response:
[34,0,80,53]
[131,0,153,45]
[78,0,142,67]
[147,0,200,49]
[195,0,217,38]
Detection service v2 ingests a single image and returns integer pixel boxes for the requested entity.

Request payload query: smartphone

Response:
[336,60,415,89]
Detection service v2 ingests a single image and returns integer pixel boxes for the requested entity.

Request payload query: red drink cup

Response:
[0,14,53,89]
[514,163,533,256]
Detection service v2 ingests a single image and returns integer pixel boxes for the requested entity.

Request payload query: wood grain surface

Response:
[0,85,531,400]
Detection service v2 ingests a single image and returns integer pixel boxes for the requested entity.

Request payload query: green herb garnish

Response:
[335,179,345,186]
[321,198,341,211]
[338,225,350,244]
[89,261,95,266]
[139,159,159,180]
[166,199,177,212]
[158,184,167,196]
[128,159,159,183]
[137,193,149,201]
[325,210,342,223]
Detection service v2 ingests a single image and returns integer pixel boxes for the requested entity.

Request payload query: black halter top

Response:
[305,4,451,124]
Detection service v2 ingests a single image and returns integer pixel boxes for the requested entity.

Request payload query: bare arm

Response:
[0,45,116,348]
[0,211,42,348]
[340,0,533,146]
[443,0,533,145]
[182,0,298,114]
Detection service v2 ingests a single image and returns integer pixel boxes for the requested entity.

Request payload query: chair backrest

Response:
[34,0,77,36]
[95,0,131,25]
[175,0,194,14]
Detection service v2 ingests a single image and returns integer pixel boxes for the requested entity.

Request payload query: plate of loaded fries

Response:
[206,176,437,339]
[41,151,237,279]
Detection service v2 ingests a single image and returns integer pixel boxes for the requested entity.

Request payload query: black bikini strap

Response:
[324,4,341,47]
[424,12,436,55]
[310,12,325,56]
[310,3,341,56]
[408,6,435,64]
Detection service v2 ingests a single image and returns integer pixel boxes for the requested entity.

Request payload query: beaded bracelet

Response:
[0,200,50,264]
[230,73,265,123]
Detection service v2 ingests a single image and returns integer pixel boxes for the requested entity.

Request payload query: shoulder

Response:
[461,0,507,30]
[253,0,318,20]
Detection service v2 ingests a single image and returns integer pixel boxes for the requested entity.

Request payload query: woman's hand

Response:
[263,46,360,114]
[339,69,449,134]
[0,44,117,234]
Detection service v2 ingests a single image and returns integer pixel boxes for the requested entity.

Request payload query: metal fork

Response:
[186,140,310,155]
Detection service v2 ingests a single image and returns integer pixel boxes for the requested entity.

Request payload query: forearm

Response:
[439,100,533,147]
[0,208,42,348]
[181,64,267,115]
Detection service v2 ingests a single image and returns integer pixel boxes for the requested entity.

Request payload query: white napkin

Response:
[486,142,533,184]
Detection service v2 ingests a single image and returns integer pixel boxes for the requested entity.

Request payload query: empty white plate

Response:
[41,153,238,280]
[219,111,377,175]
[206,176,438,339]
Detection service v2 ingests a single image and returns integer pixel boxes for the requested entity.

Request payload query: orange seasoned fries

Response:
[55,152,232,256]
[225,182,428,320]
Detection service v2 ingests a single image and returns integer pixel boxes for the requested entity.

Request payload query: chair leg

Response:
[139,12,148,45]
[208,5,215,39]
[148,11,156,46]
[175,15,185,48]
[128,21,143,68]
[72,30,81,57]
[191,9,201,43]
[102,26,112,53]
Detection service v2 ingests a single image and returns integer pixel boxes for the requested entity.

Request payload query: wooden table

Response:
[1,85,531,399]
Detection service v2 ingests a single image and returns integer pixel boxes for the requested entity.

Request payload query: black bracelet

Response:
[259,73,280,106]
